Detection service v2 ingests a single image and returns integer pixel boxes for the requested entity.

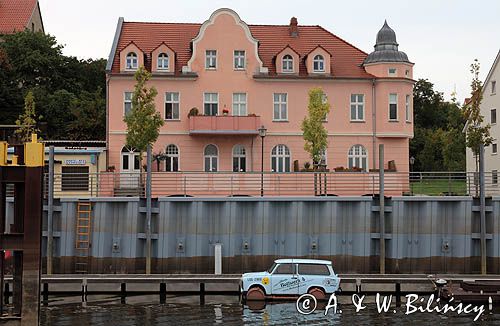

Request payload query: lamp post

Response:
[258,125,267,197]
[409,156,415,195]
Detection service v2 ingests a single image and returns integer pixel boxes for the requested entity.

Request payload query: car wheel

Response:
[308,287,326,300]
[247,286,266,301]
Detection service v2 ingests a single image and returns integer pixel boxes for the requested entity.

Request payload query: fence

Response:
[40,171,500,198]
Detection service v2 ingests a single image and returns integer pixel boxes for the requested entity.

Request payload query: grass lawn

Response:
[410,179,468,196]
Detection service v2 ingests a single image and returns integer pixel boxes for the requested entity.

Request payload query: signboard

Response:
[65,159,86,165]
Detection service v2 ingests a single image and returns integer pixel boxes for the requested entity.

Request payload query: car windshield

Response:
[267,263,277,273]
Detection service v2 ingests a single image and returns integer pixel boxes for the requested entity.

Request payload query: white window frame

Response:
[350,94,365,121]
[165,92,180,120]
[271,144,291,172]
[348,145,368,171]
[389,93,398,121]
[232,145,246,172]
[493,142,498,155]
[234,50,245,70]
[388,68,397,76]
[232,93,247,116]
[493,170,498,185]
[165,144,179,172]
[126,52,138,70]
[491,108,497,125]
[273,93,288,121]
[204,92,218,116]
[313,55,325,72]
[492,80,497,95]
[282,54,293,73]
[205,50,217,69]
[204,144,218,172]
[124,92,133,116]
[158,53,169,71]
[405,94,411,122]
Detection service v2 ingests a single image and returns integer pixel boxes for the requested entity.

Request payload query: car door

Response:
[270,263,299,295]
[297,263,332,294]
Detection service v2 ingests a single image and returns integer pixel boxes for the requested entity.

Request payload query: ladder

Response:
[75,201,92,273]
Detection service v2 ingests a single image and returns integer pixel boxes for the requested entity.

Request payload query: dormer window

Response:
[126,52,138,70]
[282,55,293,73]
[158,53,169,70]
[313,55,324,72]
[388,68,397,76]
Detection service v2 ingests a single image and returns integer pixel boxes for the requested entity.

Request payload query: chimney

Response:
[289,17,298,37]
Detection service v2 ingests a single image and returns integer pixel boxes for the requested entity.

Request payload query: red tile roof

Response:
[111,20,373,78]
[0,0,38,34]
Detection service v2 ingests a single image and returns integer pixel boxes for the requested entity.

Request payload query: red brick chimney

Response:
[289,17,298,37]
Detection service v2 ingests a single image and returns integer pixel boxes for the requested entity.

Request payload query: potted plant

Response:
[223,108,229,116]
[247,113,257,117]
[188,107,199,117]
[106,165,116,172]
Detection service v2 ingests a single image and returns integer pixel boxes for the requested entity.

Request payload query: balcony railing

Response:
[188,115,261,135]
[36,171,500,198]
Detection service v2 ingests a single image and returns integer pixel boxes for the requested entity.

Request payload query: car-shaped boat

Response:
[241,259,340,300]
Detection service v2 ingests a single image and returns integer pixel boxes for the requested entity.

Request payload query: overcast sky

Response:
[39,0,499,102]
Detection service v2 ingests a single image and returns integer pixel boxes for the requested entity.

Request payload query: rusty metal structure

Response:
[0,135,44,325]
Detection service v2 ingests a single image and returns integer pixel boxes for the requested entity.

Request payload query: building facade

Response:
[106,9,414,193]
[466,50,500,191]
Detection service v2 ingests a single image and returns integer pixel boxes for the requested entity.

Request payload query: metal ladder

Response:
[75,201,92,273]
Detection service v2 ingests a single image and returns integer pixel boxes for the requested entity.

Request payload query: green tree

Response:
[464,59,493,172]
[67,88,106,140]
[15,90,41,142]
[301,88,330,167]
[124,66,164,173]
[0,30,106,140]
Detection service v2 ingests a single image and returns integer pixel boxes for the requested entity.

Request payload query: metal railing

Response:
[37,171,500,198]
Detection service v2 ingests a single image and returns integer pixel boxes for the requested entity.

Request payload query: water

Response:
[40,295,500,325]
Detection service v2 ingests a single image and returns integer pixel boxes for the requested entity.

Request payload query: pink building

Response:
[105,8,414,195]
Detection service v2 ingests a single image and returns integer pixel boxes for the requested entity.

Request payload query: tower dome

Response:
[364,20,410,64]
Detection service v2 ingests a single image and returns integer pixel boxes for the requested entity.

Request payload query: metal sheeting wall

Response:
[6,196,499,273]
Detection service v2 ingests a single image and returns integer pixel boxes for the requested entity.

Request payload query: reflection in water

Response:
[40,295,498,325]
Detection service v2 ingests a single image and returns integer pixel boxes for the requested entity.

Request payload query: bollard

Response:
[214,243,222,275]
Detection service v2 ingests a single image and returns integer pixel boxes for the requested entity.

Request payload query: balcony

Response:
[189,115,261,135]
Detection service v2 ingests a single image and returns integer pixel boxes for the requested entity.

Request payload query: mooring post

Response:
[160,282,166,303]
[479,143,486,274]
[146,144,152,274]
[47,145,54,275]
[214,243,222,275]
[395,282,401,307]
[379,144,385,274]
[200,283,205,305]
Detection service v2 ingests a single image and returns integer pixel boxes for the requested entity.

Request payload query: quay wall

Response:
[6,196,500,274]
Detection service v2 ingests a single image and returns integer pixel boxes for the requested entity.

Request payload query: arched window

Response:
[271,144,291,172]
[282,55,293,73]
[204,144,218,172]
[348,145,367,171]
[232,145,246,172]
[313,54,324,72]
[158,53,169,70]
[165,144,179,172]
[126,52,138,70]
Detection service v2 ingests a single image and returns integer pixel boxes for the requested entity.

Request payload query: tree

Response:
[15,90,41,142]
[0,30,106,140]
[124,66,164,175]
[301,88,330,167]
[464,59,493,172]
[67,88,106,140]
[410,79,466,171]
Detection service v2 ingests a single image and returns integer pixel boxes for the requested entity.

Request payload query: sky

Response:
[38,0,500,102]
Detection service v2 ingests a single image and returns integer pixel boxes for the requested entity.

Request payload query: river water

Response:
[40,295,500,325]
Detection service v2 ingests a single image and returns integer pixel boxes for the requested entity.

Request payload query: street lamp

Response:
[258,125,267,197]
[410,156,415,172]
